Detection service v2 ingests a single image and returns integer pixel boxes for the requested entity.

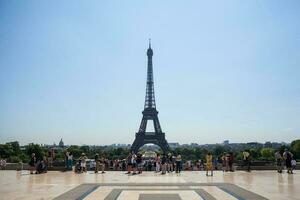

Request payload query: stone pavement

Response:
[0,170,299,200]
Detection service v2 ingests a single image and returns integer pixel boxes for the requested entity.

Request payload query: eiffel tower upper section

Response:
[144,39,156,110]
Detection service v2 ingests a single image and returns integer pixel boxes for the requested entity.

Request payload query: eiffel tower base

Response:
[131,132,169,153]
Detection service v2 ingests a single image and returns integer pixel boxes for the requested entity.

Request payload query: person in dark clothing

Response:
[126,152,133,174]
[36,157,47,174]
[228,152,234,172]
[283,149,293,174]
[29,153,36,174]
[147,160,153,171]
[94,153,100,173]
[167,153,174,173]
[136,153,143,174]
[175,154,182,173]
[121,159,126,171]
[161,154,167,175]
[242,150,251,172]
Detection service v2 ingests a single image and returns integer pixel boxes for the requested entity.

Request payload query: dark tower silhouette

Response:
[131,40,169,153]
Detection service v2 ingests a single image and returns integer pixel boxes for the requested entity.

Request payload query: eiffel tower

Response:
[131,40,169,153]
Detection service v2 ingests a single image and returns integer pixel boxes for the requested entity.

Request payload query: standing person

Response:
[67,152,73,171]
[155,154,161,173]
[94,153,100,173]
[213,158,218,170]
[147,160,153,171]
[29,153,36,174]
[121,159,126,171]
[136,153,143,174]
[176,154,182,173]
[242,150,251,172]
[200,159,205,171]
[131,152,137,175]
[126,152,133,174]
[64,150,69,170]
[275,150,283,173]
[283,149,293,174]
[225,153,230,172]
[227,152,234,172]
[79,153,87,173]
[100,155,106,174]
[221,153,226,172]
[47,148,55,168]
[206,152,213,176]
[161,154,167,175]
[167,153,173,173]
[0,158,6,170]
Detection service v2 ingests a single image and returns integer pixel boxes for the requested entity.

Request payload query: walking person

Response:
[175,154,182,173]
[155,154,161,173]
[29,153,36,174]
[206,152,213,176]
[275,150,284,173]
[242,150,251,172]
[283,149,293,174]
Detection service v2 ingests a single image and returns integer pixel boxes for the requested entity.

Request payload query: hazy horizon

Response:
[1,1,299,145]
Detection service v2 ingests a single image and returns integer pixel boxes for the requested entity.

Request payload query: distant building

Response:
[168,143,180,149]
[223,140,229,145]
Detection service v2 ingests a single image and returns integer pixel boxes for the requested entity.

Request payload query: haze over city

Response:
[0,0,299,145]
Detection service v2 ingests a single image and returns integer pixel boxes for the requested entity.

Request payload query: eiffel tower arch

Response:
[131,40,169,153]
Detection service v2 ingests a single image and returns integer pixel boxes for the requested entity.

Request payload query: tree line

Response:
[0,140,300,163]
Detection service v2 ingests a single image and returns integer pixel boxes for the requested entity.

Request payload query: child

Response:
[291,158,296,174]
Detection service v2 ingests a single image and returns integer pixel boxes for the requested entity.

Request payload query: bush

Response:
[260,148,274,160]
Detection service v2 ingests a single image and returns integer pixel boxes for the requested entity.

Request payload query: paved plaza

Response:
[0,170,299,200]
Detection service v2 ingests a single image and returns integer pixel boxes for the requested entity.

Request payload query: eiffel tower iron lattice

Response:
[131,40,169,153]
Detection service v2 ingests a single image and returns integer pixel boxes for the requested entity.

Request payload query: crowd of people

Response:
[125,152,183,175]
[20,148,297,175]
[275,149,297,174]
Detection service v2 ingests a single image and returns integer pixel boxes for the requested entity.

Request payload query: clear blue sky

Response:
[0,0,299,145]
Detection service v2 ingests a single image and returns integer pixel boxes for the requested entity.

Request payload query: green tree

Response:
[250,148,261,160]
[67,145,81,158]
[260,148,274,160]
[6,141,21,156]
[291,139,300,159]
[0,144,13,158]
[25,143,45,161]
